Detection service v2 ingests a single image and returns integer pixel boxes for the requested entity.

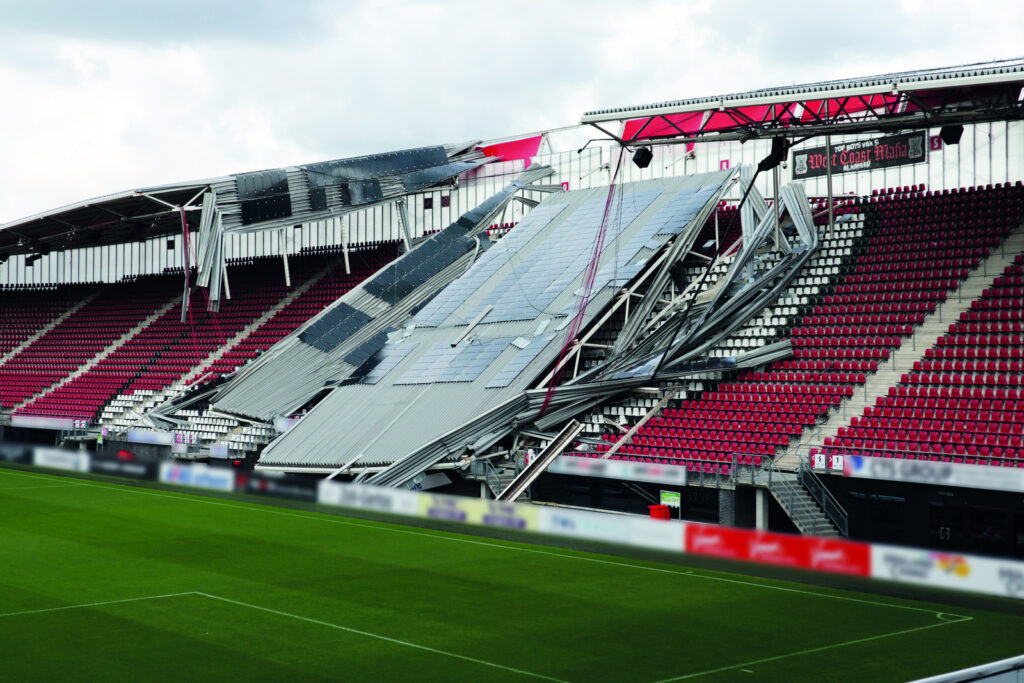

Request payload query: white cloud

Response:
[0,0,1020,223]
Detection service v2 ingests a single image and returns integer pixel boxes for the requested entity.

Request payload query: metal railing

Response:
[469,458,505,497]
[765,460,838,536]
[797,459,849,536]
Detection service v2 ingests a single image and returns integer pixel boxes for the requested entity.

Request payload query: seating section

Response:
[587,183,1024,475]
[0,285,92,358]
[198,244,393,382]
[3,244,399,426]
[822,252,1024,467]
[2,280,176,417]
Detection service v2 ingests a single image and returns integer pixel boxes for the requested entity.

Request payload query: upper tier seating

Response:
[589,183,1024,475]
[822,252,1024,467]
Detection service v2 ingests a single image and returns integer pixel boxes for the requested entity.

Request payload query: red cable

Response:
[539,153,624,415]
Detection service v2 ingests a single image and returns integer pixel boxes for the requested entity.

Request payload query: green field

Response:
[1,466,1022,682]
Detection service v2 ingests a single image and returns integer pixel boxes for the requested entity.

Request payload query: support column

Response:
[280,228,291,287]
[718,488,735,527]
[755,488,769,530]
[480,480,488,499]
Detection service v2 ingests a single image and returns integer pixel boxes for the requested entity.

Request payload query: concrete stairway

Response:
[774,222,1024,470]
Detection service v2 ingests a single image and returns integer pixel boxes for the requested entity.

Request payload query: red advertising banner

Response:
[686,524,871,576]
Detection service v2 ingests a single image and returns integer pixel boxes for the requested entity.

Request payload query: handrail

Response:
[797,460,849,536]
[766,460,827,535]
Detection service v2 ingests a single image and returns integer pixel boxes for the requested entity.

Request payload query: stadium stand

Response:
[587,183,1024,475]
[820,250,1024,467]
[3,59,1024,557]
[2,244,397,429]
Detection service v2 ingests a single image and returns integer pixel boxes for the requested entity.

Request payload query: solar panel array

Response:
[411,201,570,327]
[298,303,373,352]
[363,224,476,305]
[343,329,394,368]
[485,334,556,388]
[476,190,661,324]
[656,185,722,235]
[559,182,725,313]
[394,337,514,385]
[360,341,420,385]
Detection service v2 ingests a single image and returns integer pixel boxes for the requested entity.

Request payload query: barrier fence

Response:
[2,442,1023,601]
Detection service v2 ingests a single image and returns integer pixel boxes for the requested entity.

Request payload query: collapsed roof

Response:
[0,142,498,284]
[245,166,810,480]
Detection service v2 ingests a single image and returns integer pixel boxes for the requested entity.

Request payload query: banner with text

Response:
[792,131,927,179]
[844,454,1024,494]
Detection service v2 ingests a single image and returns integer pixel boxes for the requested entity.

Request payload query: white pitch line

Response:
[0,592,194,619]
[193,592,568,682]
[650,616,974,682]
[0,483,83,492]
[0,468,76,482]
[0,467,967,620]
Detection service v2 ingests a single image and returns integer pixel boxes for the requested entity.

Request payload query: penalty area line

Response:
[0,592,195,619]
[650,615,974,682]
[192,592,567,682]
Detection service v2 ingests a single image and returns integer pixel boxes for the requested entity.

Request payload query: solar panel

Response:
[363,232,476,305]
[236,169,293,225]
[412,201,570,327]
[299,303,373,352]
[394,337,515,385]
[344,329,393,367]
[360,341,420,385]
[486,334,556,388]
[481,190,661,323]
[437,337,513,383]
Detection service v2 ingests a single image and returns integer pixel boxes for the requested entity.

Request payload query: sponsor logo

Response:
[882,552,933,580]
[999,568,1024,598]
[881,551,970,581]
[424,497,468,522]
[91,459,151,479]
[34,449,89,472]
[481,502,531,530]
[933,553,970,578]
[245,477,316,501]
[161,464,233,492]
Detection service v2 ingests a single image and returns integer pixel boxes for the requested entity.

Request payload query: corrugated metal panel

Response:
[210,166,556,420]
[256,172,732,479]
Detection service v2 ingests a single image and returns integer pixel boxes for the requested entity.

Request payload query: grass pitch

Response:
[0,465,1021,682]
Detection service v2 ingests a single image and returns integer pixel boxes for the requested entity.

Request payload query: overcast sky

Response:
[0,0,1020,223]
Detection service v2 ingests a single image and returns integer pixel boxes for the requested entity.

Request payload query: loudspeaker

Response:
[632,146,653,169]
[940,125,964,145]
[757,137,789,172]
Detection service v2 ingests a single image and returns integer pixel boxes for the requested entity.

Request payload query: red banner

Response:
[480,136,543,168]
[685,524,871,576]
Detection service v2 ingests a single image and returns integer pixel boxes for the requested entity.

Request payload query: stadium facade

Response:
[2,58,1024,560]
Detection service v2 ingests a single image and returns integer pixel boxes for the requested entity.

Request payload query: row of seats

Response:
[821,251,1024,468]
[603,183,1023,472]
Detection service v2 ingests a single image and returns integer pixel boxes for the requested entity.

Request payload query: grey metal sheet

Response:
[257,173,730,474]
[210,165,556,421]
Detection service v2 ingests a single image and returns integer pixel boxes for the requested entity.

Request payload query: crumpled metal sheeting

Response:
[208,167,555,421]
[588,180,817,384]
[612,168,737,355]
